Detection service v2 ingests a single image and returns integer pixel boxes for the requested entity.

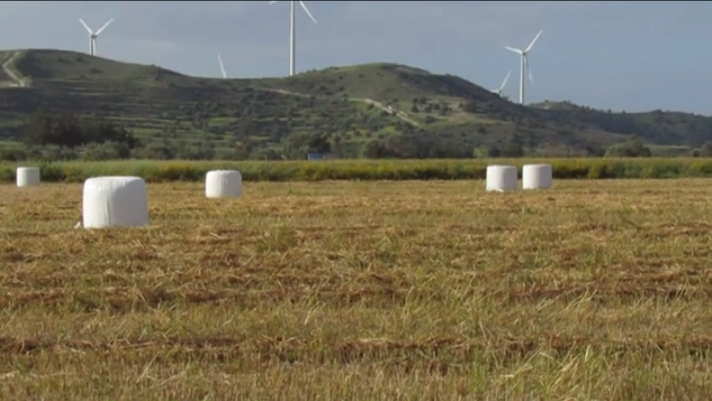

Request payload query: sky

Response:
[0,1,710,115]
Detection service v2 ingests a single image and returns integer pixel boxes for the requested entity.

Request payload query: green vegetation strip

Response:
[2,158,712,183]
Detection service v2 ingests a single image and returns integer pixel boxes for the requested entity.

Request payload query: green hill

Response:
[532,100,712,146]
[0,49,710,160]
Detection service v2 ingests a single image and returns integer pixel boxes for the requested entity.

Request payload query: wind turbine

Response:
[218,54,227,79]
[268,1,318,77]
[505,29,543,105]
[492,70,512,97]
[79,18,114,57]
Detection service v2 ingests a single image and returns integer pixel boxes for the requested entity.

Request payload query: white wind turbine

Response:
[79,18,114,57]
[218,54,227,79]
[492,70,512,97]
[505,29,543,105]
[268,1,318,77]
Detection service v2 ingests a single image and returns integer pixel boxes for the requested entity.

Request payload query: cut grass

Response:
[1,179,712,399]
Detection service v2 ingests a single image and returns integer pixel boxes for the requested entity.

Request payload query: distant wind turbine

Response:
[79,18,114,57]
[505,29,543,105]
[492,70,512,97]
[268,0,318,77]
[218,54,227,79]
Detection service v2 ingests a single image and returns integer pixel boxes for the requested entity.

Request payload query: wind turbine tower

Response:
[505,29,543,105]
[268,1,318,77]
[79,18,114,57]
[218,54,227,79]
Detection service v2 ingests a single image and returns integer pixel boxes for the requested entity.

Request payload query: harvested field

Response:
[1,179,712,400]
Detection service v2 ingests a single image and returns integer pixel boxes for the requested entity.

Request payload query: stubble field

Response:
[1,179,712,400]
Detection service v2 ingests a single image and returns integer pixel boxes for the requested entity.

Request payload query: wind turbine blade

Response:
[218,54,227,79]
[525,57,534,84]
[299,1,318,25]
[79,18,93,34]
[95,18,114,35]
[500,70,511,91]
[524,29,543,53]
[504,46,522,55]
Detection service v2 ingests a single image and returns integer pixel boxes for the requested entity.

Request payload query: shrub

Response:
[1,158,711,183]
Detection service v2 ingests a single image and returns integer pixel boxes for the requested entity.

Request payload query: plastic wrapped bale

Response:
[485,165,518,192]
[205,170,242,198]
[82,176,149,229]
[522,164,553,190]
[16,167,40,187]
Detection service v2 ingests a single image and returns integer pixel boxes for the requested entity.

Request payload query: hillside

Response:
[532,100,712,146]
[0,49,710,159]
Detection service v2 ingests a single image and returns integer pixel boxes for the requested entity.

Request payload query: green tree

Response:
[604,136,652,157]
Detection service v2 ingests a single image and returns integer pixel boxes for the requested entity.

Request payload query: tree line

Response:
[2,111,710,162]
[22,111,140,150]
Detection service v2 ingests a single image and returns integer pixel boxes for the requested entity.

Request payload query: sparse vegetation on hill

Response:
[0,49,711,160]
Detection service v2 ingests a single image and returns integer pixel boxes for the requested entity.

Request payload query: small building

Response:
[307,153,325,161]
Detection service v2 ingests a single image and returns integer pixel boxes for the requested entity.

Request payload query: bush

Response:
[1,158,711,183]
[605,137,651,158]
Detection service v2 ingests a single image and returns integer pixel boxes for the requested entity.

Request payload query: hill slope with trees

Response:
[0,49,710,160]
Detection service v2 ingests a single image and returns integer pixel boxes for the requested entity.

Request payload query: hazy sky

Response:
[0,1,710,114]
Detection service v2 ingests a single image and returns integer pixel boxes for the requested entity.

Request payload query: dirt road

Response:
[2,51,26,87]
[266,88,420,127]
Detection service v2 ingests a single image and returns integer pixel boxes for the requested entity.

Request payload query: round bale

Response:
[522,164,553,190]
[16,167,40,187]
[82,176,148,229]
[205,170,242,198]
[486,165,518,192]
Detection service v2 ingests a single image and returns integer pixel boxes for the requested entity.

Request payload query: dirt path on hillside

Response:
[2,51,26,88]
[0,57,418,126]
[265,88,420,127]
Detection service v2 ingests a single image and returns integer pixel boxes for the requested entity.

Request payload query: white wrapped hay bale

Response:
[522,164,553,190]
[16,167,40,187]
[82,176,148,229]
[486,165,518,192]
[205,170,242,198]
